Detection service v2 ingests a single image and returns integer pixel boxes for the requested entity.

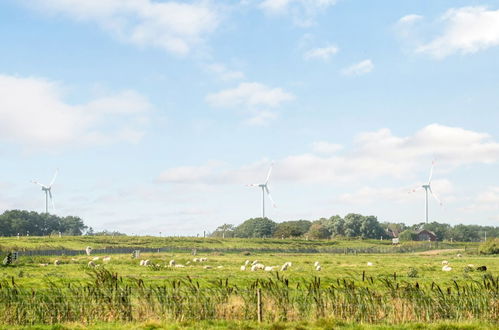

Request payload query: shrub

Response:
[407,267,418,278]
[478,238,499,255]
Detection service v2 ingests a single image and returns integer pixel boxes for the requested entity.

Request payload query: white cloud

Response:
[398,14,423,24]
[205,63,245,81]
[399,7,499,58]
[0,74,151,149]
[465,187,499,212]
[158,124,499,185]
[259,0,337,26]
[304,45,339,61]
[206,82,294,125]
[341,59,374,76]
[311,141,342,154]
[26,0,220,55]
[206,82,294,108]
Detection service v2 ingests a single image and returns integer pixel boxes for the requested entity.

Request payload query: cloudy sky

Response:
[1,0,499,235]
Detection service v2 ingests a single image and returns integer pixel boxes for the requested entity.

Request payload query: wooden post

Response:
[257,288,263,323]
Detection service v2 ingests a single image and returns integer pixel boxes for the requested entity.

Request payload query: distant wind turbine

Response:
[32,169,58,214]
[410,161,442,224]
[247,163,276,218]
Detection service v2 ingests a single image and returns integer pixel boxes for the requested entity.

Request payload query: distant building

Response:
[415,229,437,241]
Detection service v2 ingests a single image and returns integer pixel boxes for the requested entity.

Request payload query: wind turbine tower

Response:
[32,169,58,213]
[411,162,441,224]
[247,163,276,218]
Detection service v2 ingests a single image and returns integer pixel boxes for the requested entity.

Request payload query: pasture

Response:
[0,237,497,328]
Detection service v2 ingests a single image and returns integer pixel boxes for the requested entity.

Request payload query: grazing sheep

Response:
[85,246,93,256]
[442,260,449,265]
[103,257,111,263]
[251,260,259,266]
[314,261,320,267]
[169,260,176,267]
[280,264,289,271]
[244,260,250,266]
[457,254,462,258]
[200,257,208,262]
[174,264,185,268]
[442,265,452,272]
[144,260,150,266]
[240,265,246,271]
[203,265,212,269]
[54,260,61,266]
[71,258,78,262]
[251,263,265,271]
[467,264,475,268]
[88,261,96,268]
[477,265,487,272]
[139,260,145,266]
[193,258,199,262]
[39,263,49,267]
[186,261,191,265]
[264,266,277,272]
[217,266,224,269]
[92,257,100,261]
[367,262,373,267]
[315,265,322,271]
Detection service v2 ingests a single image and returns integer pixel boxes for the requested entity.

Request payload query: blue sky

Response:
[1,0,499,235]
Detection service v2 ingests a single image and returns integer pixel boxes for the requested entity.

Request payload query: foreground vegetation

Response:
[0,265,497,326]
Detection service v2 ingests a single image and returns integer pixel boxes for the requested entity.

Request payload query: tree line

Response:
[0,210,87,236]
[210,214,499,242]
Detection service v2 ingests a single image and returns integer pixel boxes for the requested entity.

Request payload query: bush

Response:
[478,238,499,255]
[407,267,418,278]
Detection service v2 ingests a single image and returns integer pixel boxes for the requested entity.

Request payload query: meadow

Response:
[0,237,497,329]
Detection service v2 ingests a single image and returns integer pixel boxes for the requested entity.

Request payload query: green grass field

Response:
[0,237,497,329]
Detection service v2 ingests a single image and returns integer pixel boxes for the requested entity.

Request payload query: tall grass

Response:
[0,268,496,325]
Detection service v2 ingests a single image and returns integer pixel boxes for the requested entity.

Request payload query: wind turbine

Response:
[32,169,58,214]
[411,162,442,224]
[247,163,276,218]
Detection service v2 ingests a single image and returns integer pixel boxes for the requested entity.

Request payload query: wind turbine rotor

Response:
[265,162,273,184]
[49,169,59,187]
[427,161,435,185]
[428,186,442,205]
[264,185,276,208]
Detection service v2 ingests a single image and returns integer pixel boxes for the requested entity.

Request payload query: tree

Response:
[399,229,417,241]
[210,224,236,238]
[359,216,385,239]
[306,223,331,239]
[233,218,277,238]
[343,213,363,237]
[273,220,311,238]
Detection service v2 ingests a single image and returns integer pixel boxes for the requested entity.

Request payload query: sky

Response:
[1,0,499,235]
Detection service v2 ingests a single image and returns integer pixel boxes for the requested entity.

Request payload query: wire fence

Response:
[13,243,456,257]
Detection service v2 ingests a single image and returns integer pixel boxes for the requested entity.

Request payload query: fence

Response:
[14,243,450,257]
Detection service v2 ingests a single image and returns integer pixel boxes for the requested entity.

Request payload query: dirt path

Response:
[417,248,464,256]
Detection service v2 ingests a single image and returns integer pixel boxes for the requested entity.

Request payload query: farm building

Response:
[415,229,437,241]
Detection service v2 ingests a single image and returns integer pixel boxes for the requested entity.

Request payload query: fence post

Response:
[257,288,263,323]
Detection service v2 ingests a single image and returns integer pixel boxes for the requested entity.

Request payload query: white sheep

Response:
[264,266,277,272]
[314,261,320,267]
[280,264,289,271]
[92,257,100,261]
[251,263,265,271]
[174,264,185,268]
[240,265,246,271]
[457,254,462,258]
[54,259,61,266]
[200,257,208,262]
[442,260,449,265]
[244,260,250,266]
[217,266,224,269]
[144,260,150,266]
[85,246,93,256]
[88,261,96,267]
[193,258,199,262]
[103,257,111,263]
[442,265,452,272]
[315,265,322,271]
[139,260,145,266]
[203,265,212,269]
[367,262,373,267]
[169,260,176,267]
[251,260,259,266]
[186,261,191,265]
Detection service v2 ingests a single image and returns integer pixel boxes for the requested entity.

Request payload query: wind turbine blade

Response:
[428,161,435,184]
[49,190,56,211]
[246,184,260,187]
[265,163,273,184]
[408,186,423,193]
[32,180,47,189]
[265,186,276,208]
[49,169,59,187]
[428,186,442,205]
